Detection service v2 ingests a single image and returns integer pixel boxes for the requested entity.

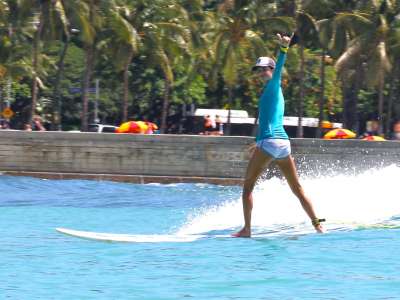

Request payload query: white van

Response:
[87,124,117,133]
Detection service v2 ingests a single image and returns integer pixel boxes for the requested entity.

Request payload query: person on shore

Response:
[24,123,32,131]
[233,33,325,237]
[0,119,10,129]
[392,121,400,140]
[32,115,46,131]
[201,115,214,135]
[214,115,224,135]
[360,120,380,138]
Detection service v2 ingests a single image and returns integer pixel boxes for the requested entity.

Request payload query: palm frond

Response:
[244,30,267,58]
[296,11,318,46]
[222,43,237,86]
[108,10,140,53]
[213,31,230,64]
[303,0,334,19]
[334,12,373,36]
[156,22,192,43]
[330,23,347,57]
[316,19,333,48]
[0,0,8,19]
[54,0,70,38]
[377,40,392,72]
[258,16,295,35]
[159,50,174,83]
[66,1,95,44]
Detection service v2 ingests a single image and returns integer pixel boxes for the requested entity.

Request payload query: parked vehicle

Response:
[87,124,117,133]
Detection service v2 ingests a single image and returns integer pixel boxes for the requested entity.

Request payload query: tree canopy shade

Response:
[1,0,400,138]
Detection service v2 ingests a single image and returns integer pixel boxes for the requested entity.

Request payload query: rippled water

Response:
[1,166,400,299]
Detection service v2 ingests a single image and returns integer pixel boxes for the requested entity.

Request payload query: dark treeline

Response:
[0,0,399,136]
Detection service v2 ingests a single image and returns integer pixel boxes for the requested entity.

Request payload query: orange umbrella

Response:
[362,135,386,141]
[323,128,356,139]
[116,121,140,133]
[116,121,158,134]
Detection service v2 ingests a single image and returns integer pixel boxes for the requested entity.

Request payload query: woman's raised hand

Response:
[276,33,293,48]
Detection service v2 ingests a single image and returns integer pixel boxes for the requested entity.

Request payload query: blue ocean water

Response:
[1,166,400,300]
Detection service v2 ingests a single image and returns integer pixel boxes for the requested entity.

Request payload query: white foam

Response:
[177,165,400,236]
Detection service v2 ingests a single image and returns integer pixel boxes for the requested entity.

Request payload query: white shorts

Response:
[256,138,291,159]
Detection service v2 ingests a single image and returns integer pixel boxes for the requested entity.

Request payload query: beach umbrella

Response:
[362,135,386,141]
[323,128,356,139]
[116,121,140,133]
[116,121,158,134]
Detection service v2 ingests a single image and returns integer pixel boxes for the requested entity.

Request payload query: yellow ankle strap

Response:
[312,218,326,226]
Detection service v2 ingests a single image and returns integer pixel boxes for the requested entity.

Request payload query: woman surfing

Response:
[233,33,325,237]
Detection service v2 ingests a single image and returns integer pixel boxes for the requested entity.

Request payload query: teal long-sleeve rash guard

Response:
[256,49,289,141]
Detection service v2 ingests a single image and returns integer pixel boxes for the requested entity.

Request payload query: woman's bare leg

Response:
[233,147,274,237]
[275,155,325,233]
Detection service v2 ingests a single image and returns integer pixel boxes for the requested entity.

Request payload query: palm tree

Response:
[152,18,192,133]
[104,1,140,123]
[132,0,193,133]
[304,0,358,136]
[76,0,102,131]
[211,0,293,135]
[0,0,39,123]
[385,9,400,135]
[49,0,71,130]
[334,0,399,135]
[30,1,46,125]
[274,0,319,138]
[294,11,318,138]
[176,0,214,113]
[0,0,10,110]
[88,0,191,132]
[59,0,99,131]
[14,0,71,126]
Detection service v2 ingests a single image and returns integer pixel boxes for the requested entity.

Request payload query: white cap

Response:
[252,57,276,71]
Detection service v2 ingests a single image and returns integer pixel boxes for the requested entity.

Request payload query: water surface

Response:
[1,166,400,299]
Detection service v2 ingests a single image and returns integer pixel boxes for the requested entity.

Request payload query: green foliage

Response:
[1,0,399,134]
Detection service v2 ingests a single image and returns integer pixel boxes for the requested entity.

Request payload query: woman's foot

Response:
[232,227,251,238]
[314,224,326,233]
[312,218,326,233]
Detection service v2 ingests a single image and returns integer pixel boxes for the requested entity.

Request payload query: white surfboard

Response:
[56,227,205,243]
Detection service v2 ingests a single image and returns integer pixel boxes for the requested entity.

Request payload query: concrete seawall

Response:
[0,131,399,185]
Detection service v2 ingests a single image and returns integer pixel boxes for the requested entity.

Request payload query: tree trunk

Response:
[378,74,385,136]
[160,79,170,133]
[296,44,305,138]
[342,62,361,133]
[30,10,45,124]
[122,50,134,122]
[316,49,326,138]
[0,82,3,113]
[342,83,357,131]
[353,63,361,134]
[226,86,233,136]
[52,38,70,130]
[385,64,398,137]
[81,45,94,131]
[342,84,350,129]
